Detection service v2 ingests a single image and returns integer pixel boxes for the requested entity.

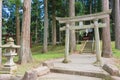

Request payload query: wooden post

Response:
[94,20,102,66]
[62,23,70,63]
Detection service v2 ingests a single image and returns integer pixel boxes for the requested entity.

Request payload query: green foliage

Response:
[2,0,22,37]
[75,1,85,15]
[95,0,102,12]
[31,0,43,43]
[112,42,120,58]
[111,42,120,69]
[2,0,106,45]
[15,0,21,5]
[8,0,21,5]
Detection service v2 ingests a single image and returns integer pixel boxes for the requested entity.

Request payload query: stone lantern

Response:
[0,37,20,74]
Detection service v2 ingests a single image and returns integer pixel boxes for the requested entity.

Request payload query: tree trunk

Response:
[69,0,76,53]
[111,0,115,27]
[43,0,48,53]
[102,0,112,57]
[16,1,20,45]
[0,0,2,65]
[52,0,56,46]
[89,0,92,14]
[115,0,120,49]
[35,3,39,44]
[20,0,32,64]
[35,20,38,43]
[15,1,21,61]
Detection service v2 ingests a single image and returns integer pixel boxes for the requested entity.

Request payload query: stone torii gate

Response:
[56,10,111,66]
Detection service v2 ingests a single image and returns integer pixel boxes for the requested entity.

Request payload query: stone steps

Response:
[82,41,94,53]
[38,73,103,80]
[50,67,111,80]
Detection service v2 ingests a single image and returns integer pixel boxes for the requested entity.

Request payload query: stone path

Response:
[0,54,119,80]
[38,54,112,80]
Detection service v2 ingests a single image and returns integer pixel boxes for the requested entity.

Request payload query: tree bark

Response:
[111,0,115,27]
[20,0,32,64]
[102,0,112,58]
[89,0,92,14]
[16,1,20,45]
[35,20,38,43]
[35,2,39,44]
[0,0,2,64]
[69,0,76,53]
[15,1,21,61]
[52,0,56,46]
[115,0,120,49]
[43,0,48,53]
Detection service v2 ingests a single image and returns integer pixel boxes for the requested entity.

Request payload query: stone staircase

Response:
[80,40,95,53]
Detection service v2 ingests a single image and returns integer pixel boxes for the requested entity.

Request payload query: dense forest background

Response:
[2,0,105,44]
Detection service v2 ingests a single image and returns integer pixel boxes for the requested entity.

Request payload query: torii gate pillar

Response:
[62,23,70,63]
[94,20,102,66]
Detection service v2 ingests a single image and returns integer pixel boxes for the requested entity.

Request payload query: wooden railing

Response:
[80,40,88,53]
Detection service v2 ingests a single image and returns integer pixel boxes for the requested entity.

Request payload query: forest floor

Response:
[15,41,120,75]
[0,42,120,80]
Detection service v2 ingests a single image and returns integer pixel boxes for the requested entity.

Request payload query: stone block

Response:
[103,64,120,76]
[42,61,54,68]
[33,66,50,76]
[22,70,37,80]
[22,66,50,80]
[0,74,13,80]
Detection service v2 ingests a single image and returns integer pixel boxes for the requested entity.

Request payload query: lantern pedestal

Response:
[0,37,20,74]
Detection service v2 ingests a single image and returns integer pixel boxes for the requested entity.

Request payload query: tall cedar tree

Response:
[115,0,120,49]
[52,0,56,46]
[69,0,76,53]
[15,0,20,46]
[43,0,48,53]
[102,0,112,57]
[15,0,21,60]
[20,0,32,64]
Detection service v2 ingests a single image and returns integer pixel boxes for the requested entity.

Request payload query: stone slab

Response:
[50,67,110,79]
[38,73,103,80]
[111,76,120,80]
[43,54,112,79]
[0,74,13,80]
[33,66,50,76]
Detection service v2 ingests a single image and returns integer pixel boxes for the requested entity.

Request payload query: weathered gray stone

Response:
[0,37,20,74]
[38,73,103,80]
[103,64,120,76]
[22,66,50,80]
[50,67,111,79]
[22,70,37,80]
[0,74,13,80]
[42,61,54,68]
[33,66,50,76]
[111,76,120,80]
[10,75,23,80]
